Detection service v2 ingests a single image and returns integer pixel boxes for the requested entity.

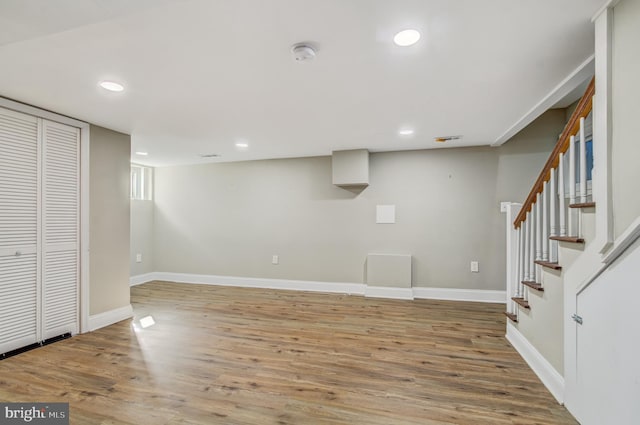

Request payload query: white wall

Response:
[558,2,640,418]
[145,110,563,289]
[562,2,640,421]
[612,0,640,239]
[130,199,154,276]
[90,125,131,315]
[573,237,640,425]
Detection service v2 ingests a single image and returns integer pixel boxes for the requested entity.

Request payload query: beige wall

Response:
[496,109,564,203]
[90,125,131,315]
[564,99,580,123]
[131,200,154,276]
[516,269,566,374]
[612,0,640,238]
[149,110,564,289]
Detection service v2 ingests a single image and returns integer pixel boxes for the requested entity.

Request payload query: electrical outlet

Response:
[470,261,479,272]
[272,255,279,265]
[136,253,142,263]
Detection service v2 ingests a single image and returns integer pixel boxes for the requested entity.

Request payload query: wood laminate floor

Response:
[0,281,577,424]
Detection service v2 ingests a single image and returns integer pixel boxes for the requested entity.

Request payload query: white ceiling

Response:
[0,0,604,167]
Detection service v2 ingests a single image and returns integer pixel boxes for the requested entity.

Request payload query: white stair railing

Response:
[505,78,595,322]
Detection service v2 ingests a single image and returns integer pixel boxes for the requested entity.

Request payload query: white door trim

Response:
[79,126,90,333]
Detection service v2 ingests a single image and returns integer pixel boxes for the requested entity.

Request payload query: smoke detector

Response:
[291,43,316,62]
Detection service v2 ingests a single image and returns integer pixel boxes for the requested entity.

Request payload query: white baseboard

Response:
[130,272,156,286]
[153,272,367,296]
[413,287,506,303]
[129,272,507,302]
[506,322,564,404]
[88,304,134,332]
[365,286,414,300]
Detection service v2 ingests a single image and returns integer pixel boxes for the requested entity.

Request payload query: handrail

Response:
[513,77,595,228]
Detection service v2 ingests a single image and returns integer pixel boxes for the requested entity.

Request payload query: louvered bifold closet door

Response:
[0,108,39,354]
[42,120,79,339]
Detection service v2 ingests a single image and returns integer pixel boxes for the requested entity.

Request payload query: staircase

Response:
[501,79,596,405]
[505,78,595,325]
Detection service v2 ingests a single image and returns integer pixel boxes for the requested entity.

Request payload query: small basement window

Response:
[131,164,153,200]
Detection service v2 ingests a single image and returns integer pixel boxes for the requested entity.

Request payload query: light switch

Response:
[471,261,479,272]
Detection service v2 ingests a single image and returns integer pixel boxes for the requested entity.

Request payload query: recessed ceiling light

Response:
[99,81,124,92]
[235,142,249,148]
[393,29,421,47]
[135,151,148,156]
[399,129,414,136]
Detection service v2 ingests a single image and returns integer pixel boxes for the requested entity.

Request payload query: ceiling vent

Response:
[434,135,462,143]
[291,43,316,62]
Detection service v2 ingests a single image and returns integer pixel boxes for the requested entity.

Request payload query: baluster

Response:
[520,213,529,284]
[579,117,587,203]
[569,135,577,235]
[514,227,521,310]
[529,207,536,285]
[519,223,525,299]
[559,152,566,236]
[550,168,558,263]
[536,193,542,261]
[525,212,530,283]
[542,181,549,261]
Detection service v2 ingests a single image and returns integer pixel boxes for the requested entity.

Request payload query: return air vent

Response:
[434,135,462,143]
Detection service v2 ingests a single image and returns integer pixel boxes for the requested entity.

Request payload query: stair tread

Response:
[522,281,544,291]
[535,260,562,270]
[569,202,596,209]
[549,236,585,243]
[504,312,518,322]
[511,297,530,309]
